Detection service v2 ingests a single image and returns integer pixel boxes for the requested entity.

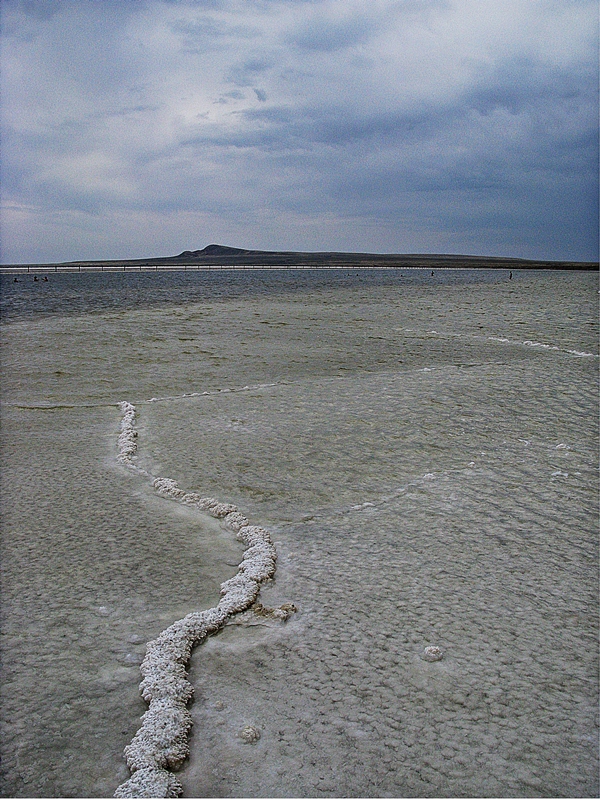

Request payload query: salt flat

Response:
[0,269,597,797]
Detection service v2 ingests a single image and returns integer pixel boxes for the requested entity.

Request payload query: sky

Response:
[1,0,598,264]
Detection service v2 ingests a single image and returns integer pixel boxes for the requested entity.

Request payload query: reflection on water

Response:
[0,270,597,797]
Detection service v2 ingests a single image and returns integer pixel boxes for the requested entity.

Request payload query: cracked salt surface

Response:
[0,269,597,798]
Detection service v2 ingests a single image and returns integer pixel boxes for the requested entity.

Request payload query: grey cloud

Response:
[162,0,225,7]
[231,101,467,154]
[286,15,379,52]
[15,0,62,21]
[1,0,597,263]
[229,104,443,149]
[465,56,596,116]
[227,56,275,87]
[170,15,259,50]
[214,89,246,104]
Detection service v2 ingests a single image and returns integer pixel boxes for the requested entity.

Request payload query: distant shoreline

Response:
[1,244,597,272]
[1,263,598,274]
[0,258,598,275]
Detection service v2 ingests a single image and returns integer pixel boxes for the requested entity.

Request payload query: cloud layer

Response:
[1,0,597,263]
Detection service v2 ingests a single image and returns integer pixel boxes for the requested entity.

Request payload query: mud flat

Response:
[0,269,597,797]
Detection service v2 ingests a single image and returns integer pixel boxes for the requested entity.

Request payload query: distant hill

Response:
[118,244,599,270]
[2,244,598,271]
[178,245,251,258]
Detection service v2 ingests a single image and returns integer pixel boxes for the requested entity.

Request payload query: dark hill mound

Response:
[7,244,597,271]
[179,244,251,258]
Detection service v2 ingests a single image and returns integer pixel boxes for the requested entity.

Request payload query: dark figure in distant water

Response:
[43,276,48,281]
[509,271,513,280]
[13,277,18,282]
[33,275,38,281]
[431,271,434,276]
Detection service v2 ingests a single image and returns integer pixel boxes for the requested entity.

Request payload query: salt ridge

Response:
[145,381,280,404]
[113,402,281,798]
[400,328,599,358]
[488,336,597,357]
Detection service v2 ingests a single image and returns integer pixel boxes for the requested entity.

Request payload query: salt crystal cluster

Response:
[238,725,261,744]
[114,766,182,798]
[422,645,444,662]
[253,601,298,621]
[116,402,138,466]
[113,402,284,798]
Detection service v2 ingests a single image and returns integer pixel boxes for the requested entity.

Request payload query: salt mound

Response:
[114,766,182,798]
[113,402,289,798]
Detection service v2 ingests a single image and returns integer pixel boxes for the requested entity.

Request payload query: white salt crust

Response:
[116,402,138,466]
[484,335,597,358]
[422,645,444,662]
[114,403,279,798]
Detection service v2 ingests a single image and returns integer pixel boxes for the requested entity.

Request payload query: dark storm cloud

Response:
[1,0,597,263]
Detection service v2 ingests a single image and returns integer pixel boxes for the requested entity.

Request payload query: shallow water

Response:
[1,270,598,797]
[0,267,512,323]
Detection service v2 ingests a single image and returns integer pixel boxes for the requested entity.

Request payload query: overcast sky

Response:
[1,0,597,264]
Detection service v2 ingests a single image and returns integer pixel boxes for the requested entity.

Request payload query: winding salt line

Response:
[7,384,283,412]
[488,336,597,358]
[116,402,139,467]
[402,328,598,358]
[145,381,280,404]
[113,402,282,799]
[399,326,599,359]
